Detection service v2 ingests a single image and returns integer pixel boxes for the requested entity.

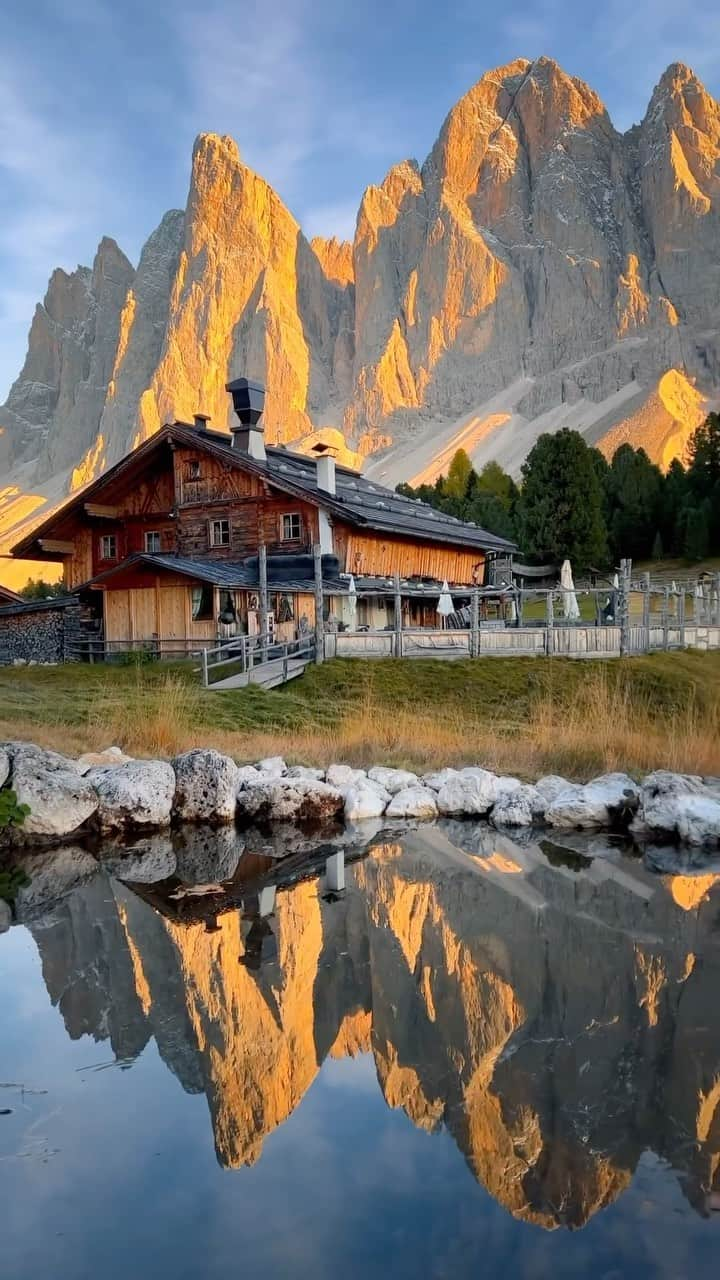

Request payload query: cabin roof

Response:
[86,552,349,595]
[11,421,516,560]
[0,584,23,605]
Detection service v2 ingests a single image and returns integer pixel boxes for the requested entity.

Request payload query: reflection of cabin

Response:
[10,379,515,655]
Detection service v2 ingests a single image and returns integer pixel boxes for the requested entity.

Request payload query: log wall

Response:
[336,526,485,585]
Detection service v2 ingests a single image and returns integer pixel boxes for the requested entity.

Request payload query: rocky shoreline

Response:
[2,740,720,853]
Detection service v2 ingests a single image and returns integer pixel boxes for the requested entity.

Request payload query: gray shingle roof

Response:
[88,553,348,594]
[179,425,516,554]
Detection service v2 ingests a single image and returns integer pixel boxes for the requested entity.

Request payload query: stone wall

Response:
[0,598,81,665]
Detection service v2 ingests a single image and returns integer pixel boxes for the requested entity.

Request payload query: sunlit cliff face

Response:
[26,825,720,1230]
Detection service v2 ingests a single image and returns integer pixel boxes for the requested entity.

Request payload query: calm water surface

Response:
[1,821,720,1279]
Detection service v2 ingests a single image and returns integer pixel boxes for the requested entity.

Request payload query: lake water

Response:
[2,821,720,1279]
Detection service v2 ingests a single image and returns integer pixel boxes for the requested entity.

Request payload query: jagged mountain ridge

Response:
[2,56,719,584]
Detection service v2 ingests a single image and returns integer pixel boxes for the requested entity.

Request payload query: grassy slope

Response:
[1,650,719,780]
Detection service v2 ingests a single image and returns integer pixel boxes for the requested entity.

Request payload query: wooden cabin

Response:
[10,382,515,655]
[0,584,23,606]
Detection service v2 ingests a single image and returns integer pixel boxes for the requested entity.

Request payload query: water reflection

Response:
[10,820,720,1231]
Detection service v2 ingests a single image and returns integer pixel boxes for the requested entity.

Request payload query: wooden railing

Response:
[199,631,316,687]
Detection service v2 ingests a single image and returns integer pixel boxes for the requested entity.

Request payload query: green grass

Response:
[2,650,720,780]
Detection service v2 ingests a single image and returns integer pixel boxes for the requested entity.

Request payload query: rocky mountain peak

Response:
[1,56,719,581]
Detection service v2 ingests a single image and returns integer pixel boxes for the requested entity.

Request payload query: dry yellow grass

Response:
[2,661,718,781]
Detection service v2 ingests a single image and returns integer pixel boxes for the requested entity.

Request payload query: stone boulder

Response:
[326,764,368,793]
[545,773,639,830]
[86,760,175,832]
[10,744,98,839]
[436,769,500,816]
[0,746,9,788]
[257,756,287,778]
[172,748,239,823]
[491,784,546,827]
[287,765,326,781]
[76,746,134,775]
[0,898,11,933]
[535,775,573,804]
[101,836,177,884]
[13,846,100,922]
[422,767,460,792]
[236,778,344,825]
[344,781,390,822]
[385,786,438,820]
[237,765,263,790]
[639,790,720,847]
[368,766,419,795]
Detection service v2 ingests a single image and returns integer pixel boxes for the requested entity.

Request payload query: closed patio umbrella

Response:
[347,574,357,628]
[560,559,580,621]
[437,580,455,628]
[694,581,704,622]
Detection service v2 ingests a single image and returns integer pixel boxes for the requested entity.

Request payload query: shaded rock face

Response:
[2,56,720,531]
[19,824,720,1228]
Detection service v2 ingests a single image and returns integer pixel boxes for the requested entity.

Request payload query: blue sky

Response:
[1,0,719,401]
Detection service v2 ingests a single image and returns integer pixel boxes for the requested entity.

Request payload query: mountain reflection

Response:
[25,821,720,1231]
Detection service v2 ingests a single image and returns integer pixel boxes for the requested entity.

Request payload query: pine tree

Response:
[651,530,664,560]
[517,429,608,567]
[444,450,473,504]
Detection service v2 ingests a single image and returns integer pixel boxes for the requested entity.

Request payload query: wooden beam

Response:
[38,538,74,555]
[313,543,324,664]
[84,503,119,519]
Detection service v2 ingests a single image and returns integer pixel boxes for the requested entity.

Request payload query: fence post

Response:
[201,647,209,688]
[678,588,686,647]
[715,573,720,627]
[394,573,403,658]
[662,585,670,650]
[470,587,479,658]
[545,590,554,657]
[619,557,631,657]
[259,542,269,663]
[313,543,324,664]
[642,571,651,652]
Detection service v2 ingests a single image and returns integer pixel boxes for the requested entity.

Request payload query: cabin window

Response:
[188,460,202,480]
[209,518,230,548]
[99,534,117,561]
[144,530,161,553]
[281,512,302,542]
[218,591,237,624]
[191,585,214,621]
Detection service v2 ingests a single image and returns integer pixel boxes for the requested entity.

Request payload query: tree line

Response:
[396,413,720,569]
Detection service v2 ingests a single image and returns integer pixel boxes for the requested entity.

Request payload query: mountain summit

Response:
[2,57,719,576]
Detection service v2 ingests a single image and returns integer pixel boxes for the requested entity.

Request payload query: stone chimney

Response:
[314,445,337,496]
[226,377,266,461]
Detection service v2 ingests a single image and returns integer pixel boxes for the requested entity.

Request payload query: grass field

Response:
[2,650,720,781]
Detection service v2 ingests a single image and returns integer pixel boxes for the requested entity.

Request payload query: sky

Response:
[1,0,719,401]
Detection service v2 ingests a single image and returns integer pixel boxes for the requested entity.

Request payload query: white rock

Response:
[367,766,419,795]
[86,760,175,831]
[287,765,326,781]
[385,785,438,820]
[101,836,177,883]
[639,789,720,846]
[326,763,368,792]
[545,773,639,830]
[76,746,134,775]
[491,784,546,827]
[437,769,499,816]
[13,847,100,922]
[237,778,343,824]
[0,746,9,788]
[344,782,390,822]
[11,745,98,839]
[494,775,523,798]
[535,775,573,804]
[0,899,11,933]
[422,768,460,792]
[236,765,263,790]
[640,770,707,800]
[172,748,239,823]
[257,756,287,778]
